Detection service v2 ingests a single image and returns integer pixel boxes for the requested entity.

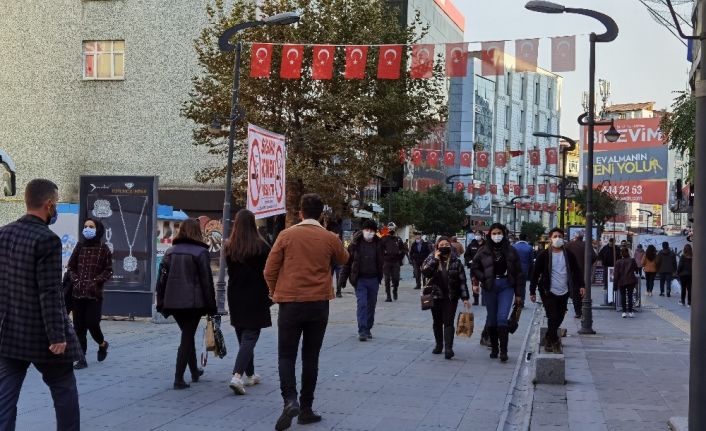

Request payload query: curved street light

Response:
[510,195,531,235]
[533,132,576,231]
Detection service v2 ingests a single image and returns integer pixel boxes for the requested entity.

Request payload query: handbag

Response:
[420,277,434,310]
[204,317,217,351]
[455,311,474,337]
[508,303,522,334]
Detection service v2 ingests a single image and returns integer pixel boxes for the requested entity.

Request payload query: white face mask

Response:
[491,234,503,244]
[363,230,375,241]
[552,238,565,248]
[474,235,482,241]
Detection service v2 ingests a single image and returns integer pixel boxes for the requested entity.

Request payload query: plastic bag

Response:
[671,278,681,295]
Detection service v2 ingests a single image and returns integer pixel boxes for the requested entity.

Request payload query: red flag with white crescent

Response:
[345,46,368,79]
[250,43,273,78]
[545,148,558,165]
[280,44,304,79]
[467,183,474,194]
[410,44,434,79]
[515,39,539,72]
[480,184,488,195]
[495,152,507,167]
[411,149,422,166]
[312,45,335,80]
[444,151,455,167]
[515,202,522,209]
[549,183,558,193]
[477,151,489,168]
[503,184,510,194]
[377,45,403,80]
[427,150,440,167]
[455,182,465,193]
[551,36,576,72]
[445,43,468,77]
[527,184,535,196]
[514,185,521,196]
[533,202,541,211]
[542,203,549,211]
[539,184,547,195]
[460,151,472,167]
[490,184,498,195]
[481,41,505,76]
[529,150,541,166]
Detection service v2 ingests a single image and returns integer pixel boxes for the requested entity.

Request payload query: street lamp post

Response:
[510,195,531,235]
[636,209,653,234]
[214,11,300,314]
[533,132,576,231]
[526,1,620,336]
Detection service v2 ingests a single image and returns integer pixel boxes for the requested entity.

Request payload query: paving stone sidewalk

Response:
[530,286,690,431]
[17,267,534,431]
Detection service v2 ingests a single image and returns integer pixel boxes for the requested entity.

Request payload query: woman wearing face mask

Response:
[67,218,114,369]
[421,237,470,359]
[463,231,484,306]
[471,223,523,362]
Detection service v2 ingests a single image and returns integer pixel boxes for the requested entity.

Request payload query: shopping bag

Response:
[508,304,522,334]
[212,317,227,359]
[671,278,682,295]
[455,311,474,338]
[205,317,216,351]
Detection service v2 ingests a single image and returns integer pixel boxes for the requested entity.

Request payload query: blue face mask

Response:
[47,204,58,226]
[83,227,97,239]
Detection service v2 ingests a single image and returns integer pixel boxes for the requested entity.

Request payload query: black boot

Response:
[432,324,443,354]
[480,327,490,347]
[498,326,509,362]
[472,293,480,306]
[444,326,455,359]
[335,287,342,298]
[488,327,499,359]
[393,288,398,301]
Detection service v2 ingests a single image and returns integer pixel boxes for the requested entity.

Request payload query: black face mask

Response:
[439,247,452,256]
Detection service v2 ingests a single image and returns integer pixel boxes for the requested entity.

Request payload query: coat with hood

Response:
[67,218,113,300]
[156,237,217,317]
[421,251,470,302]
[338,231,384,288]
[471,239,524,297]
[656,248,678,274]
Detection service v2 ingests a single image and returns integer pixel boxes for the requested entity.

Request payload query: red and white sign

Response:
[515,39,539,72]
[247,124,286,219]
[444,151,455,166]
[460,151,473,167]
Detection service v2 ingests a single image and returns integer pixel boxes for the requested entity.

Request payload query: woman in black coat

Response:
[156,218,217,389]
[225,209,272,395]
[421,236,470,359]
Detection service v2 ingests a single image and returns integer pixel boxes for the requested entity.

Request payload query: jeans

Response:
[484,278,515,327]
[72,298,105,355]
[383,262,401,297]
[645,272,656,293]
[659,272,673,295]
[233,328,261,376]
[355,277,380,336]
[278,301,329,409]
[173,313,200,381]
[0,356,80,431]
[680,276,692,305]
[541,291,570,343]
[620,284,635,312]
[519,273,528,302]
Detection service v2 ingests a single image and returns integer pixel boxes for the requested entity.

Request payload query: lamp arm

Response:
[219,21,265,52]
[565,8,619,43]
[663,0,698,40]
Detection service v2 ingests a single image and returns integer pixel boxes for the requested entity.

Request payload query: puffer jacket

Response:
[421,253,470,302]
[156,238,217,317]
[338,232,384,288]
[471,243,524,296]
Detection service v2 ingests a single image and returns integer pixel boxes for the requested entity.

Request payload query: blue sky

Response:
[456,0,692,138]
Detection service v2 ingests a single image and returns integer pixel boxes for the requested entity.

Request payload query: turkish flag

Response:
[495,151,507,167]
[523,203,532,210]
[250,43,273,78]
[514,185,521,196]
[503,184,510,194]
[481,41,505,76]
[467,183,474,194]
[509,150,523,158]
[399,150,406,165]
[527,184,535,196]
[545,148,558,165]
[411,149,422,166]
[445,43,468,77]
[539,184,547,195]
[549,183,558,193]
[377,45,403,80]
[444,151,455,166]
[533,202,541,211]
[549,204,558,212]
[542,203,549,211]
[455,182,465,193]
[460,151,472,167]
[280,44,304,79]
[529,150,541,166]
[345,46,368,79]
[515,39,539,72]
[312,45,335,80]
[410,44,434,79]
[427,150,440,167]
[480,184,488,195]
[551,36,576,72]
[476,151,489,168]
[490,184,498,195]
[515,202,522,209]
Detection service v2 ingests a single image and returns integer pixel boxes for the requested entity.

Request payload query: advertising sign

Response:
[470,192,492,217]
[583,117,668,204]
[247,124,286,220]
[79,176,158,317]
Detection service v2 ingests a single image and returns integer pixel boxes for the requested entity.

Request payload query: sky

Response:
[456,0,693,138]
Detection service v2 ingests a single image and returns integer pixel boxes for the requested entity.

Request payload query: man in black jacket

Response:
[565,233,596,319]
[409,231,432,290]
[380,222,407,302]
[0,179,82,430]
[530,228,584,354]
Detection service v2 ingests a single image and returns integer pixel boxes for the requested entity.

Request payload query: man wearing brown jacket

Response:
[264,194,349,431]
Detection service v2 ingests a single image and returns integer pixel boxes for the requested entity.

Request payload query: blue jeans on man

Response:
[484,278,515,327]
[355,277,380,336]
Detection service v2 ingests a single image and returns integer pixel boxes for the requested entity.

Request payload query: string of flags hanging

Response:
[401,148,560,168]
[248,35,577,80]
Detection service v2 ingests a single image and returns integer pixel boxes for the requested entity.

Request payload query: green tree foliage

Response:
[387,185,470,235]
[660,91,695,180]
[181,0,447,223]
[572,187,618,231]
[520,221,545,245]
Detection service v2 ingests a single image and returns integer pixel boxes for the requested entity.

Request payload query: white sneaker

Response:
[244,374,261,386]
[628,312,634,318]
[622,312,627,318]
[679,301,684,305]
[229,374,246,395]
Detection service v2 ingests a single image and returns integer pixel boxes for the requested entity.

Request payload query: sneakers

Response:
[622,312,627,318]
[73,359,88,370]
[229,374,246,395]
[679,301,684,306]
[244,374,261,386]
[97,341,109,362]
[628,312,634,318]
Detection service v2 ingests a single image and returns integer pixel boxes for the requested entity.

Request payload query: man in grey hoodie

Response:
[656,241,677,297]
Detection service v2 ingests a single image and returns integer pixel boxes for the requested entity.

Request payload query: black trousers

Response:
[645,272,656,293]
[620,284,635,312]
[233,328,261,376]
[383,261,401,296]
[412,260,424,289]
[173,313,201,381]
[571,284,583,316]
[431,298,458,328]
[541,291,569,343]
[278,301,328,409]
[72,298,105,355]
[680,276,692,305]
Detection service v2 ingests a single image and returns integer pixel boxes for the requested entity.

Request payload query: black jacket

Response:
[421,254,470,302]
[156,238,217,317]
[529,248,582,297]
[380,234,407,264]
[677,256,692,277]
[227,246,272,330]
[409,240,433,263]
[471,243,524,297]
[656,249,678,274]
[598,243,618,267]
[463,240,482,267]
[339,232,384,288]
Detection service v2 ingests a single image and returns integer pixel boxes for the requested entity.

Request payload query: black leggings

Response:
[72,298,105,354]
[173,313,201,381]
[680,276,692,305]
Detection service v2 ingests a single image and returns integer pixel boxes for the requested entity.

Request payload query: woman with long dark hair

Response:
[226,209,272,395]
[156,218,217,389]
[677,244,692,306]
[67,217,113,369]
[642,245,658,296]
[471,223,523,362]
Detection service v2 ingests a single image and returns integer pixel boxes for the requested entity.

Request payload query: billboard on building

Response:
[583,117,668,204]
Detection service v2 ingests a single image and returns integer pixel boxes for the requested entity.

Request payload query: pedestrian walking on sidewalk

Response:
[410,231,433,290]
[421,237,470,359]
[264,194,349,431]
[512,233,534,307]
[656,242,677,297]
[642,245,658,296]
[338,220,384,340]
[156,218,217,390]
[530,228,583,354]
[677,244,692,306]
[565,233,596,319]
[464,231,485,306]
[634,244,646,278]
[67,217,113,370]
[614,247,638,318]
[0,179,82,431]
[471,223,524,362]
[380,222,407,302]
[225,209,272,395]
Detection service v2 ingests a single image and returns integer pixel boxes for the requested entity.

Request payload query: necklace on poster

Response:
[116,196,148,272]
[105,227,114,253]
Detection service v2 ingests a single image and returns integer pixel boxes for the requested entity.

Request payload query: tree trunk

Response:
[285,178,304,228]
